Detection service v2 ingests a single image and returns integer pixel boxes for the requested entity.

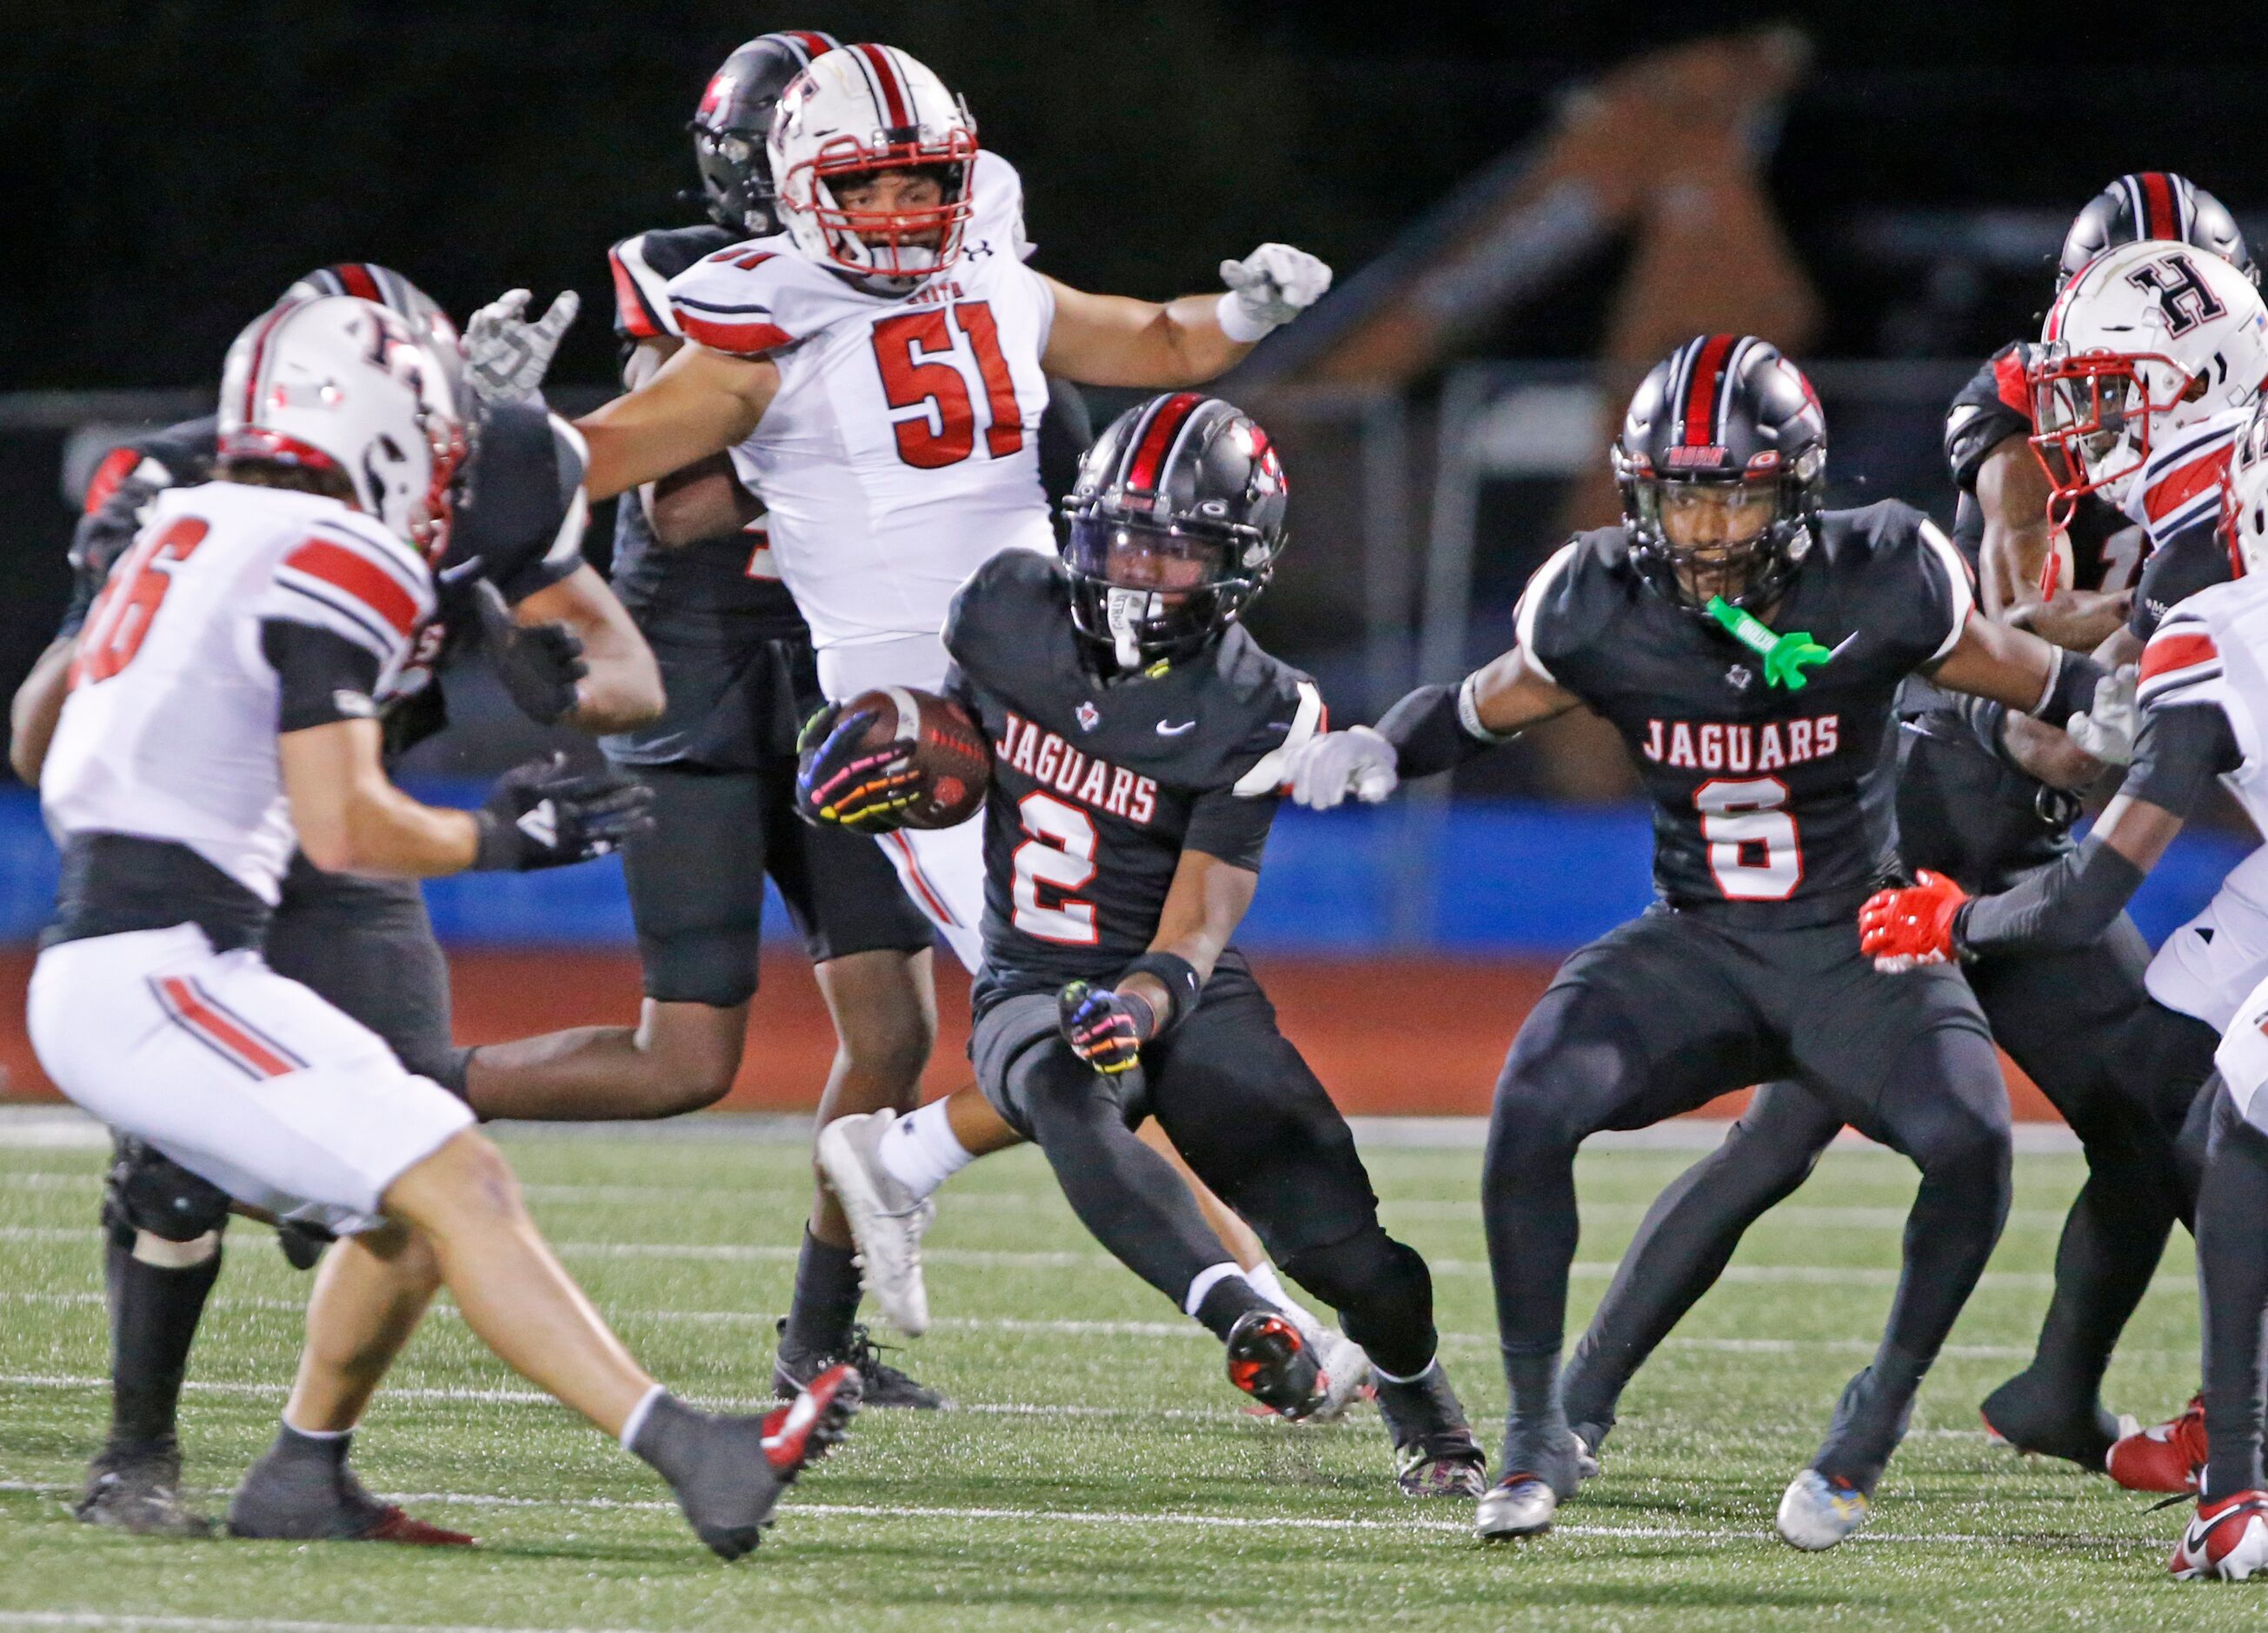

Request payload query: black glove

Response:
[795,702,923,832]
[1057,980,1155,1076]
[470,752,654,871]
[70,476,163,595]
[473,579,587,725]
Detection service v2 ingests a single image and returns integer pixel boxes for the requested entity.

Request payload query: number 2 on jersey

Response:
[71,517,210,687]
[1011,791,1100,944]
[871,300,1024,470]
[1695,776,1802,901]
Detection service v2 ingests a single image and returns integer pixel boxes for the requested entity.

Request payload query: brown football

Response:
[838,685,992,830]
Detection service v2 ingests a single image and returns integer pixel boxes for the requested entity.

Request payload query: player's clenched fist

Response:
[1858,870,1969,972]
[1058,981,1154,1075]
[1287,725,1399,810]
[1216,244,1333,342]
[795,703,922,832]
[472,752,654,870]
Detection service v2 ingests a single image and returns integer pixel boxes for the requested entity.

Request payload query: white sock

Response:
[617,1383,667,1451]
[1370,1356,1439,1386]
[1182,1262,1250,1319]
[877,1102,973,1200]
[1242,1262,1291,1311]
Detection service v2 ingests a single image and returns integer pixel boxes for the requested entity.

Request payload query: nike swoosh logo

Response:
[1156,720,1198,736]
[1828,632,1861,659]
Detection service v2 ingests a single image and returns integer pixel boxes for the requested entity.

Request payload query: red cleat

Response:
[761,1361,861,1476]
[2110,1396,2208,1494]
[2172,1490,2268,1580]
[359,1506,475,1546]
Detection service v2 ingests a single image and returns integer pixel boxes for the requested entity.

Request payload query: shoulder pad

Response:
[944,549,1059,676]
[1217,645,1326,797]
[1513,530,1619,682]
[968,150,1036,261]
[667,235,856,357]
[1944,343,2033,490]
[2138,598,2231,711]
[610,229,724,341]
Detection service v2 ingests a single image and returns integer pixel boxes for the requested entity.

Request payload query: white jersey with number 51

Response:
[667,150,1055,685]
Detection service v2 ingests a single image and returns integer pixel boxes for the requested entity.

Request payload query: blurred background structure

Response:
[3,0,2262,1108]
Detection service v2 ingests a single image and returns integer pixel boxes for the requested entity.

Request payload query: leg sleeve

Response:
[267,860,456,1083]
[611,763,772,1008]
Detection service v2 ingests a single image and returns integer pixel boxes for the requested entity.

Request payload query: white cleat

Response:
[815,1110,934,1337]
[1776,1469,1870,1550]
[2172,1490,2268,1581]
[1274,1300,1369,1423]
[1475,1474,1557,1540]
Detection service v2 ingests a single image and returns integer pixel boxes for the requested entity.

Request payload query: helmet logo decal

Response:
[1665,444,1728,469]
[2125,251,2229,337]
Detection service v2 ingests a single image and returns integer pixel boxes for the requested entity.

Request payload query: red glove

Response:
[1858,870,1969,972]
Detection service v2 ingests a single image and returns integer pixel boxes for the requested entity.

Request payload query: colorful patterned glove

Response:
[795,703,924,832]
[1058,981,1155,1075]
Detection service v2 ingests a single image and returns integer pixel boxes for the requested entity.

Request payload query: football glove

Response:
[1217,244,1333,342]
[1287,725,1399,810]
[471,752,653,871]
[463,288,581,406]
[795,703,924,832]
[1858,870,1969,972]
[2065,664,2138,767]
[70,473,165,593]
[472,578,587,724]
[1058,980,1154,1075]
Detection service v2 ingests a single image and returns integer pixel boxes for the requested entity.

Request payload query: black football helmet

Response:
[2058,172,2256,287]
[690,31,840,237]
[1613,335,1827,615]
[1062,393,1289,668]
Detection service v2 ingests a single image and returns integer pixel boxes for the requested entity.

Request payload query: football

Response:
[837,684,992,829]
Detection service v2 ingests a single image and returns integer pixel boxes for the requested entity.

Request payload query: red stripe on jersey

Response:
[83,445,142,517]
[855,43,912,125]
[157,977,297,1078]
[608,248,662,341]
[283,538,421,638]
[1126,392,1202,491]
[2140,630,2219,682]
[2143,445,2234,523]
[884,830,960,928]
[1683,334,1736,445]
[676,310,794,356]
[1992,349,2032,420]
[2141,172,2178,240]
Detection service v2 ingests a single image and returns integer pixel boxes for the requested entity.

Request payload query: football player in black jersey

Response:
[10,264,665,1540]
[1291,336,2132,1547]
[1530,179,2254,1484]
[799,393,1491,1496]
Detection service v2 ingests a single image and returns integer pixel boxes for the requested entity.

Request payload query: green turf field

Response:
[0,1117,2241,1630]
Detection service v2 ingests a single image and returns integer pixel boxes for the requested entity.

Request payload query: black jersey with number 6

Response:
[1520,500,1974,926]
[943,550,1323,1011]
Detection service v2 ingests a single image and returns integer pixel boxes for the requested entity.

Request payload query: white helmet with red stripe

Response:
[217,296,469,559]
[2222,398,2268,577]
[767,42,978,291]
[2030,240,2268,522]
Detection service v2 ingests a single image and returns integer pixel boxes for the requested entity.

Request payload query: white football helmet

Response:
[2223,398,2268,577]
[2031,239,2268,520]
[767,42,978,290]
[217,296,468,559]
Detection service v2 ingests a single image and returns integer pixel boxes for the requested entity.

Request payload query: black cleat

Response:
[1225,1310,1327,1420]
[635,1367,861,1560]
[227,1436,471,1545]
[1372,1363,1487,1497]
[1979,1370,2124,1472]
[774,1319,949,1410]
[76,1442,210,1537]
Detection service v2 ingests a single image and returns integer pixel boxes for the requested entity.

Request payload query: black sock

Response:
[1193,1274,1273,1343]
[2200,1100,2268,1502]
[780,1229,863,1362]
[1499,1347,1567,1470]
[628,1391,703,1486]
[268,1421,352,1470]
[107,1236,223,1453]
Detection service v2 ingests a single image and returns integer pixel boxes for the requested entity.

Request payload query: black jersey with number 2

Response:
[1520,501,1973,926]
[943,550,1323,1010]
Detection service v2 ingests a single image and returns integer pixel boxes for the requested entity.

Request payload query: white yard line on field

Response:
[0,1615,658,1633]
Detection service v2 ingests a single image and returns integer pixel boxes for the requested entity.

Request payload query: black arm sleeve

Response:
[261,620,383,733]
[1183,788,1276,871]
[1954,702,2240,956]
[1377,682,1503,778]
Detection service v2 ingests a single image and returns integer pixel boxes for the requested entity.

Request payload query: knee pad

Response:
[1281,1225,1436,1375]
[103,1137,231,1248]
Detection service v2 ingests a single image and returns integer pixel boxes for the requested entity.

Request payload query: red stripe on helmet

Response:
[2139,173,2178,241]
[82,445,143,517]
[1126,392,1204,491]
[336,263,383,302]
[855,43,913,127]
[786,30,836,59]
[1682,334,1737,446]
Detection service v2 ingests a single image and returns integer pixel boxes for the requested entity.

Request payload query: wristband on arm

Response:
[1378,674,1517,779]
[1119,951,1201,1038]
[2028,648,2109,731]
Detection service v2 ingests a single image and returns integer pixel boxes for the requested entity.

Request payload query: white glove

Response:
[462,288,581,406]
[2065,664,2138,766]
[1287,726,1399,811]
[1217,244,1333,343]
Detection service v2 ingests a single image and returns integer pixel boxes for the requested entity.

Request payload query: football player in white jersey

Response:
[28,296,858,1559]
[1860,401,2268,1579]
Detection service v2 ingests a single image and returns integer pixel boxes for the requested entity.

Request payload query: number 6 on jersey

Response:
[1696,777,1802,901]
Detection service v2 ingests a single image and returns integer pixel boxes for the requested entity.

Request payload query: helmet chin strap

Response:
[1105,588,1157,669]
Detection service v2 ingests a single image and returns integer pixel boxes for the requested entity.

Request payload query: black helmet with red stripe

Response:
[1613,334,1826,615]
[1062,393,1288,668]
[690,31,840,237]
[2059,172,2255,288]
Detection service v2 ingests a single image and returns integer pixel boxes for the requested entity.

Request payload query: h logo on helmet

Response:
[2125,251,2229,337]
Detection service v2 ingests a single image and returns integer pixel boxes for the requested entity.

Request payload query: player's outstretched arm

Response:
[1286,646,1580,810]
[1975,440,2132,650]
[1061,850,1257,1073]
[1927,612,2136,766]
[1040,244,1331,388]
[502,570,665,733]
[575,343,781,503]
